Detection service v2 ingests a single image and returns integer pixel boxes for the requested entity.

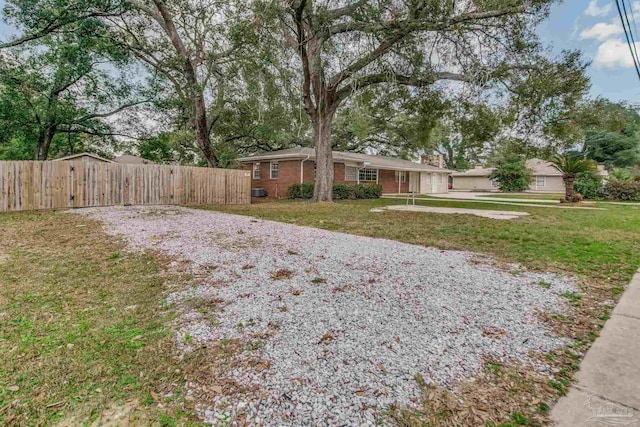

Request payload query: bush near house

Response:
[574,171,603,199]
[288,183,382,200]
[490,157,531,192]
[598,179,640,201]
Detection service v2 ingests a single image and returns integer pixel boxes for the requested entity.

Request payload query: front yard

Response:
[0,198,638,426]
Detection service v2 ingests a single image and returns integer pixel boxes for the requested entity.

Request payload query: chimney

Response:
[422,154,444,168]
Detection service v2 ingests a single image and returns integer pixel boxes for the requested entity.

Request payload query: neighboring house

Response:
[53,152,114,163]
[114,154,156,165]
[452,158,609,192]
[451,165,498,191]
[237,147,453,198]
[53,153,156,165]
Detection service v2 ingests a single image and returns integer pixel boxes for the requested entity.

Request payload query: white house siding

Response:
[529,176,564,192]
[452,176,495,191]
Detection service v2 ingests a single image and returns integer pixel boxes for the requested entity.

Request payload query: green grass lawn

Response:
[0,212,209,426]
[476,193,564,200]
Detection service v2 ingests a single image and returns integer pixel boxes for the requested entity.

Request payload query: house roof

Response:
[52,152,114,163]
[451,166,494,177]
[115,154,156,164]
[525,158,563,176]
[452,158,564,177]
[237,147,454,173]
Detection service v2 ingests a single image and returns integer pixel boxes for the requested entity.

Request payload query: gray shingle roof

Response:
[237,147,454,173]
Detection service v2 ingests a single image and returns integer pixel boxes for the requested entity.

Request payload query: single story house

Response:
[237,147,453,198]
[451,158,609,192]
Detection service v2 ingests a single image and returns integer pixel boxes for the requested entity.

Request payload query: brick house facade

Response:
[238,148,451,198]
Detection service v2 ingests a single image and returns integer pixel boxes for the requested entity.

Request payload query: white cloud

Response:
[580,21,624,40]
[585,0,613,17]
[594,38,639,68]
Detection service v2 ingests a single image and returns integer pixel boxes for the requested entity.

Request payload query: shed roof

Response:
[52,152,114,163]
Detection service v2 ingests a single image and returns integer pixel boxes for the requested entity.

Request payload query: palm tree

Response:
[552,153,597,202]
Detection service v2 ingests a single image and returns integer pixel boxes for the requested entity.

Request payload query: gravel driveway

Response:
[78,206,575,426]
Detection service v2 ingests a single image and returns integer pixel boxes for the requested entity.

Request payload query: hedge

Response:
[574,172,602,200]
[598,179,640,201]
[288,183,382,200]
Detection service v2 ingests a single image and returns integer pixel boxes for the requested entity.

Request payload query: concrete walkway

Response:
[551,270,640,426]
[370,204,530,220]
[430,191,562,204]
[381,195,606,210]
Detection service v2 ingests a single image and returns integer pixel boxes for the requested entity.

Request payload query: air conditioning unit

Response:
[252,188,266,198]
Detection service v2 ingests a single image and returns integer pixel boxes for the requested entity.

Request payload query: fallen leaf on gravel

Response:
[318,333,334,345]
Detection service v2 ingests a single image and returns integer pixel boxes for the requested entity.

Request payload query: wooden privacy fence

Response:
[0,161,251,212]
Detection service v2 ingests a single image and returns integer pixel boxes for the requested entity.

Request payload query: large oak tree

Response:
[272,0,587,201]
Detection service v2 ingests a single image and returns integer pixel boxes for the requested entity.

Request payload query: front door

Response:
[409,172,420,193]
[419,172,431,194]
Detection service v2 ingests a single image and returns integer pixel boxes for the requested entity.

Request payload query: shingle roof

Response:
[451,166,494,177]
[237,147,454,173]
[52,152,114,163]
[452,158,564,177]
[525,158,563,176]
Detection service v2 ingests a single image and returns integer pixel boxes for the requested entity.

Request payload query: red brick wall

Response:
[241,160,405,197]
[379,169,409,193]
[241,159,302,198]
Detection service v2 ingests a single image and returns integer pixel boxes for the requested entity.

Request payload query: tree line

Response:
[1,0,639,201]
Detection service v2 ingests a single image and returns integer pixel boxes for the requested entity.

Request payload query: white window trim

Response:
[345,166,358,181]
[252,162,260,180]
[270,161,279,179]
[358,168,378,182]
[490,178,498,187]
[536,175,545,187]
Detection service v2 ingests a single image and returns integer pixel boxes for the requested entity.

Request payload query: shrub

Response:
[574,171,602,199]
[332,184,352,200]
[598,179,640,201]
[287,183,314,199]
[489,157,531,192]
[287,183,382,200]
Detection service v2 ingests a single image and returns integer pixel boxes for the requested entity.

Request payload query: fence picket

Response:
[0,161,250,212]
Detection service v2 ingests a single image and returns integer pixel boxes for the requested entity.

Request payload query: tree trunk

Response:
[313,112,335,202]
[193,92,217,167]
[36,125,57,160]
[151,0,217,168]
[563,176,575,202]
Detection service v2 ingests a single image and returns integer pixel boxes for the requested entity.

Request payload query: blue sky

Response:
[1,0,639,103]
[538,0,640,103]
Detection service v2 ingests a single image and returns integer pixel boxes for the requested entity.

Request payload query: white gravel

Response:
[76,205,576,426]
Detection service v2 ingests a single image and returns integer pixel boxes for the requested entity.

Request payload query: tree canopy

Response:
[1,0,631,202]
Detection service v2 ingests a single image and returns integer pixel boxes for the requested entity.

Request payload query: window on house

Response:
[359,168,378,181]
[252,163,260,180]
[490,178,499,187]
[395,170,406,183]
[345,166,358,181]
[270,161,279,179]
[536,176,545,186]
